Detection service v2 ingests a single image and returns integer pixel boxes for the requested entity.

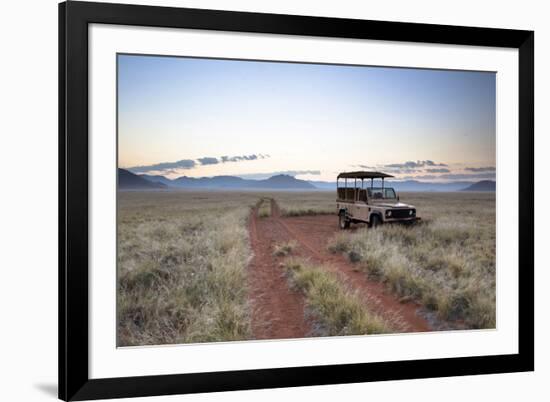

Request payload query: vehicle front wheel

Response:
[369,214,381,228]
[339,212,350,230]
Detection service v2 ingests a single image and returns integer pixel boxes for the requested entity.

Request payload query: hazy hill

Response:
[119,169,166,189]
[135,172,495,192]
[252,174,315,189]
[308,179,476,192]
[139,173,315,190]
[461,180,496,192]
[139,174,174,186]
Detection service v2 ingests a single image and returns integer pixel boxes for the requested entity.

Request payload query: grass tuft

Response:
[284,258,391,336]
[257,198,272,218]
[273,240,298,257]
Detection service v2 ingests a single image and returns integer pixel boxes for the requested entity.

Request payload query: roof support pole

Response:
[345,178,348,201]
[371,178,373,189]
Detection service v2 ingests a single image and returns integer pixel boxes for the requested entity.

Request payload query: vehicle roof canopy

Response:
[337,171,394,179]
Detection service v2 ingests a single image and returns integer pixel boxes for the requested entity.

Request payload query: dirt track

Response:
[248,201,311,339]
[247,199,431,340]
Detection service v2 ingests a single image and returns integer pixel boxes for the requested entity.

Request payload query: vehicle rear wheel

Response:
[369,214,381,228]
[339,212,350,229]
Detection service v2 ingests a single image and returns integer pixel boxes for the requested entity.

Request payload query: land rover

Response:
[337,171,420,229]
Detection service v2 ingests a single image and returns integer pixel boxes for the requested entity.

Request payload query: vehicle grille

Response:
[390,209,413,219]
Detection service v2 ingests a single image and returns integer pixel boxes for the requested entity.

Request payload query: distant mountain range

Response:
[119,169,166,189]
[118,169,495,192]
[307,179,495,192]
[120,169,314,190]
[460,180,496,192]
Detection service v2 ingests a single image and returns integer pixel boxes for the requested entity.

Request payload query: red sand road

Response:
[247,204,311,339]
[247,200,432,338]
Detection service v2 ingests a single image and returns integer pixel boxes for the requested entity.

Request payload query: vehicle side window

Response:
[366,188,393,199]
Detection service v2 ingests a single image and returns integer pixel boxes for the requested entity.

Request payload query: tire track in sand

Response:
[247,202,311,340]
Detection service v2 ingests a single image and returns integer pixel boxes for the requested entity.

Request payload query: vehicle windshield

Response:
[367,187,396,200]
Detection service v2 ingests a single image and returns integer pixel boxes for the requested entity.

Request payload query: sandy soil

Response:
[247,203,312,340]
[247,200,432,340]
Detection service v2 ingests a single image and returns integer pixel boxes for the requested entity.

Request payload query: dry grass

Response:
[284,258,392,336]
[274,191,335,217]
[117,189,496,346]
[327,192,496,329]
[117,191,255,346]
[257,198,272,218]
[273,240,298,257]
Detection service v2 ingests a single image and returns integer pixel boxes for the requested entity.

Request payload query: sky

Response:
[118,54,496,182]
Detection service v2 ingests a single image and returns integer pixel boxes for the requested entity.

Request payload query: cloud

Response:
[237,170,321,180]
[464,166,496,172]
[128,159,196,173]
[425,168,451,173]
[346,160,494,182]
[384,160,448,169]
[351,162,449,173]
[197,157,219,165]
[128,153,269,174]
[220,154,269,163]
[385,168,422,174]
[353,164,376,170]
[425,160,447,167]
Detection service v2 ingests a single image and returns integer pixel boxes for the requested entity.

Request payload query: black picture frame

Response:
[59,1,534,400]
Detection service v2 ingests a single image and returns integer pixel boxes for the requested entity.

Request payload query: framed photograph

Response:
[59,1,534,400]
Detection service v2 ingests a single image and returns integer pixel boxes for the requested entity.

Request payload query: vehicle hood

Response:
[372,202,414,209]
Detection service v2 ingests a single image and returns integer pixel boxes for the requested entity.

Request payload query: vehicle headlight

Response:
[409,209,414,216]
[386,210,392,217]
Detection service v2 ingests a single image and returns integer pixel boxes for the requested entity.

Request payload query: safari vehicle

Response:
[337,171,420,229]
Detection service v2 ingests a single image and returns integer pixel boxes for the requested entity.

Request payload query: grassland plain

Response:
[327,192,496,329]
[117,190,495,346]
[117,191,258,346]
[273,191,335,217]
